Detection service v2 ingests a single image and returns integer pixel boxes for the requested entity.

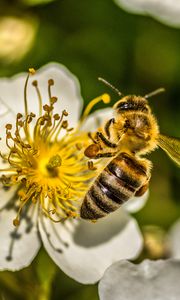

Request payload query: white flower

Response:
[168,218,180,259]
[114,0,180,28]
[99,259,180,300]
[0,63,147,284]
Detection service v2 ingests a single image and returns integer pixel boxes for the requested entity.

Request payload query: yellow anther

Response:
[101,93,111,104]
[29,68,36,75]
[47,154,62,169]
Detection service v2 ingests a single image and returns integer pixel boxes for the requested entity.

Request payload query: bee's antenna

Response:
[98,77,123,97]
[144,87,165,99]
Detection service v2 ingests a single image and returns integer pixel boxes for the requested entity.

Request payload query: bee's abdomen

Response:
[80,152,148,220]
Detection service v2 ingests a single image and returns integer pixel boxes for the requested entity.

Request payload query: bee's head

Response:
[113,95,150,114]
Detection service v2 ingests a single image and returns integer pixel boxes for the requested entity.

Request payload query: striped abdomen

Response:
[80,152,149,220]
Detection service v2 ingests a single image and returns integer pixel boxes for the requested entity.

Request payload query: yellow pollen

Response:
[47,154,62,169]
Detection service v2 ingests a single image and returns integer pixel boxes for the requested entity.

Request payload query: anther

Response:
[30,112,36,118]
[63,110,68,116]
[28,68,36,75]
[6,124,12,130]
[54,114,60,120]
[48,79,54,86]
[27,116,33,123]
[13,218,20,227]
[43,104,51,112]
[17,113,23,119]
[62,120,68,129]
[102,94,111,104]
[51,97,58,104]
[32,80,38,87]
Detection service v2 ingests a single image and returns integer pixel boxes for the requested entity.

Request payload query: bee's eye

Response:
[116,102,134,111]
[116,101,149,113]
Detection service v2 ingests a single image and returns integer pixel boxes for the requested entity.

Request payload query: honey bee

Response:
[80,79,180,220]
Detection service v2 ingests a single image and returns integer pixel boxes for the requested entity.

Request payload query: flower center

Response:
[0,68,111,226]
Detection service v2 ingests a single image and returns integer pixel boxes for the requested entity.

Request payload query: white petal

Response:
[0,186,18,210]
[81,108,113,132]
[123,190,149,213]
[0,204,41,271]
[99,259,180,300]
[114,0,180,27]
[168,218,180,259]
[39,209,143,284]
[0,62,83,127]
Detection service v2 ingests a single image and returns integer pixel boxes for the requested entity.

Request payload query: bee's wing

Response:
[158,134,180,167]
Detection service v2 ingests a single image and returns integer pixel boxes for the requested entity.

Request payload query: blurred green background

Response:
[0,0,179,299]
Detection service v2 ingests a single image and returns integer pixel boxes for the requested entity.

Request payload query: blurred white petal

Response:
[39,209,143,284]
[0,63,83,127]
[168,218,180,259]
[99,259,180,300]
[0,204,40,271]
[114,0,180,27]
[0,16,37,62]
[81,108,113,132]
[123,190,149,213]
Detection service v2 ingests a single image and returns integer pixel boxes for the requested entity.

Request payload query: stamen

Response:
[24,68,36,117]
[80,93,111,124]
[32,80,43,116]
[48,79,54,105]
[0,70,98,226]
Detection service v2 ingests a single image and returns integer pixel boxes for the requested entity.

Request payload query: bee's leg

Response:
[88,132,98,144]
[96,132,117,148]
[135,181,149,197]
[88,161,97,170]
[104,118,115,138]
[93,151,117,159]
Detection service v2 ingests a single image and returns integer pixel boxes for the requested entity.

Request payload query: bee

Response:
[80,79,180,220]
